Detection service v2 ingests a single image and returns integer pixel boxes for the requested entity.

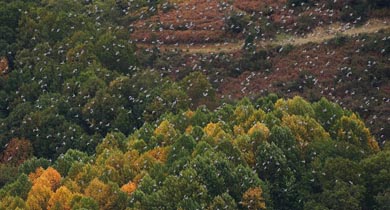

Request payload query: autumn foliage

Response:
[0,138,33,165]
[1,96,387,209]
[241,187,266,210]
[0,0,389,209]
[121,181,137,195]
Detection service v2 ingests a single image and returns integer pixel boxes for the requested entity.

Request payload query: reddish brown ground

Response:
[131,0,345,44]
[131,0,231,44]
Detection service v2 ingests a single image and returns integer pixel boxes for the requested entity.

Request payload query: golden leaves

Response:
[248,122,270,138]
[241,187,266,210]
[121,181,137,195]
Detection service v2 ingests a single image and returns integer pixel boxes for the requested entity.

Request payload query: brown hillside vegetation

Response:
[136,18,389,54]
[131,0,230,44]
[131,0,368,45]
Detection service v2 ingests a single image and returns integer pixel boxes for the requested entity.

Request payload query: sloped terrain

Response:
[132,0,390,144]
[0,0,390,209]
[131,0,376,45]
[131,0,229,44]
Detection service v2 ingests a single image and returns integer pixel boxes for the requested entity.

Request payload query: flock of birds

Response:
[129,1,389,144]
[0,0,388,163]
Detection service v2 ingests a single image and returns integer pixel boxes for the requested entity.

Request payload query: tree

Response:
[47,186,74,210]
[336,114,379,152]
[121,181,137,195]
[0,102,33,150]
[95,31,137,73]
[0,138,33,166]
[208,193,237,210]
[282,114,330,148]
[256,141,297,209]
[0,174,32,200]
[54,149,90,177]
[233,99,256,127]
[255,93,279,112]
[204,122,230,142]
[82,90,123,136]
[248,122,270,139]
[26,183,53,210]
[374,189,390,210]
[319,158,364,190]
[0,164,18,187]
[361,151,390,208]
[18,157,51,175]
[241,187,266,210]
[30,167,61,191]
[84,178,127,210]
[0,195,28,210]
[313,97,344,137]
[167,135,196,167]
[320,181,365,210]
[269,126,301,172]
[85,178,112,209]
[70,195,99,210]
[95,132,127,155]
[138,168,208,209]
[180,72,216,109]
[275,96,315,118]
[20,107,85,159]
[144,83,189,122]
[154,120,178,146]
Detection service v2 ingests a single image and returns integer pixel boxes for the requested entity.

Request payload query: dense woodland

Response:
[0,0,389,209]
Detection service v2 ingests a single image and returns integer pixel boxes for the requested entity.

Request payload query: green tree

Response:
[0,174,32,200]
[320,181,365,210]
[208,193,237,210]
[180,72,216,109]
[256,141,299,209]
[20,107,85,159]
[319,158,364,190]
[95,31,137,73]
[361,151,390,209]
[313,97,344,138]
[0,195,27,210]
[144,82,189,122]
[18,157,51,175]
[70,195,99,210]
[54,149,90,176]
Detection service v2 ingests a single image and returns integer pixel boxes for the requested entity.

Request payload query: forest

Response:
[0,0,389,209]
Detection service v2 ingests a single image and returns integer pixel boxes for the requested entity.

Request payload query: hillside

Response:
[136,18,389,53]
[0,0,389,209]
[131,0,390,145]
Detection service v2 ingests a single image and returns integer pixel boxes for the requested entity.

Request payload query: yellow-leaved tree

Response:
[248,122,270,139]
[47,186,74,210]
[275,96,315,117]
[84,178,111,209]
[26,167,62,210]
[241,187,266,210]
[204,122,230,142]
[26,184,53,210]
[120,181,137,195]
[154,120,178,145]
[282,114,330,147]
[337,114,379,151]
